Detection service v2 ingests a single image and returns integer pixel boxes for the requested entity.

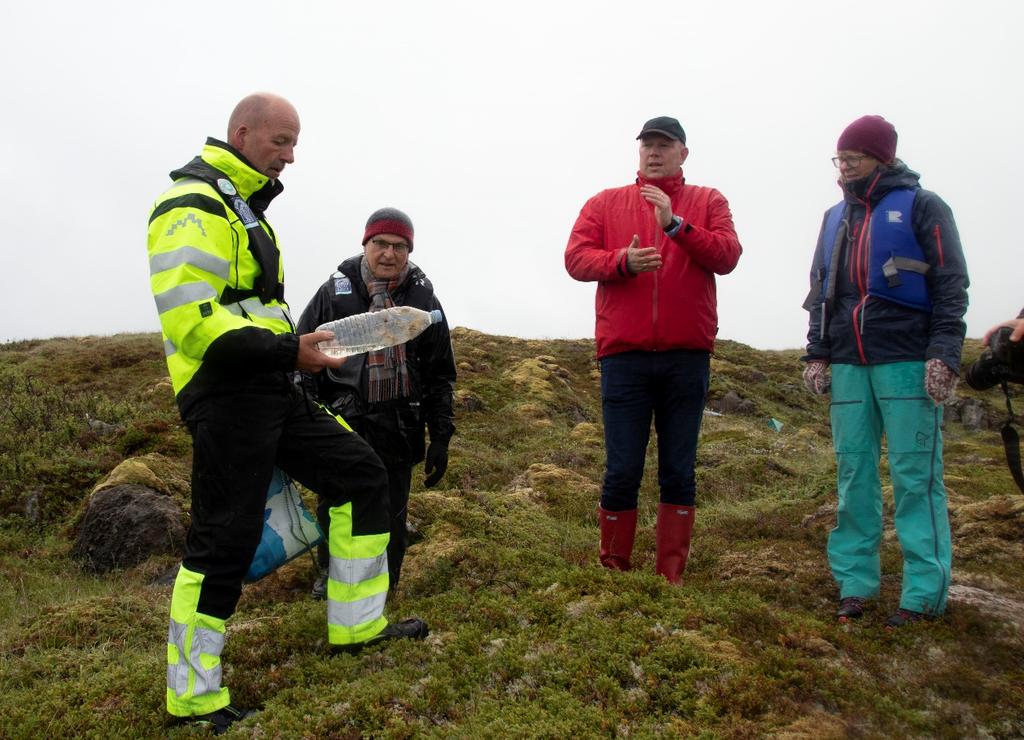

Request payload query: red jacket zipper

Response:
[652,228,661,346]
[933,224,945,267]
[849,206,871,364]
[849,173,882,365]
[847,208,872,364]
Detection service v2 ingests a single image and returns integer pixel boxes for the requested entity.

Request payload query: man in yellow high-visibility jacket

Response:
[148,92,427,734]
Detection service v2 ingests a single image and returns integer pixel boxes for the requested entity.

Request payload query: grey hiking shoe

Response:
[331,617,429,654]
[885,608,933,628]
[836,596,865,622]
[311,569,327,601]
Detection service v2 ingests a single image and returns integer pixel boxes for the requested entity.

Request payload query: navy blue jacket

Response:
[803,162,969,372]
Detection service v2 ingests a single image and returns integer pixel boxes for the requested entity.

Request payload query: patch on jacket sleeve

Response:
[232,197,259,227]
[199,302,213,318]
[334,276,352,295]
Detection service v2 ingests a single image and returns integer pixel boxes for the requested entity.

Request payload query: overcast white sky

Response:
[2,1,1021,350]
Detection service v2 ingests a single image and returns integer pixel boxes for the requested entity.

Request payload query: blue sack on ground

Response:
[245,467,323,583]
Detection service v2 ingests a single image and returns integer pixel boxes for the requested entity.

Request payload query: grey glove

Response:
[803,360,831,395]
[924,358,958,405]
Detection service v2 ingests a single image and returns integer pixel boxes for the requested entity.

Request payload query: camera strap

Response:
[998,380,1024,495]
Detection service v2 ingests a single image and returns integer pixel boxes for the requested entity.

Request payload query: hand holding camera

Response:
[983,318,1024,345]
[966,318,1024,495]
[965,324,1024,391]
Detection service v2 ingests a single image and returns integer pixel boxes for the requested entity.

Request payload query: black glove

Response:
[423,441,449,488]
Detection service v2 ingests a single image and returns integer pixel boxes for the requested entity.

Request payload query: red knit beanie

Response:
[362,207,414,251]
[837,115,897,164]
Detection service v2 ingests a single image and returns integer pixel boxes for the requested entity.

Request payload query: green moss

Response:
[1,332,1022,737]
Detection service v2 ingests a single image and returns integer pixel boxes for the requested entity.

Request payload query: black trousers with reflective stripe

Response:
[316,411,413,588]
[183,382,389,619]
[317,460,412,588]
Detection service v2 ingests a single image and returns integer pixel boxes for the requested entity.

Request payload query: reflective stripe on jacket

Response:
[147,139,296,402]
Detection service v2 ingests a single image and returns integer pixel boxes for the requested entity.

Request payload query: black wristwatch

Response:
[664,215,683,236]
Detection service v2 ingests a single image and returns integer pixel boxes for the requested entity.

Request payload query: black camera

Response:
[964,326,1024,390]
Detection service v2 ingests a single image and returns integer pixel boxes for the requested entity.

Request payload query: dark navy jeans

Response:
[599,349,710,511]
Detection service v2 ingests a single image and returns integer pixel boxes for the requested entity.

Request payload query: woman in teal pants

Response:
[801,115,969,627]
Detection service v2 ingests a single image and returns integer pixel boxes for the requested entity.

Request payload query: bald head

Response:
[227,93,300,179]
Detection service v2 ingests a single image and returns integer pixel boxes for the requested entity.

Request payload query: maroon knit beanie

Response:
[362,207,414,251]
[837,115,897,164]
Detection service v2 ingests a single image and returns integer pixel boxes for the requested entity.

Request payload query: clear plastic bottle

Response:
[315,306,443,358]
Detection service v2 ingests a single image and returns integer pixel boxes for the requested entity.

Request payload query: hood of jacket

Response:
[170,138,284,214]
[841,160,921,206]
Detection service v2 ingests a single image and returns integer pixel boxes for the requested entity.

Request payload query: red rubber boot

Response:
[655,504,695,584]
[598,507,637,571]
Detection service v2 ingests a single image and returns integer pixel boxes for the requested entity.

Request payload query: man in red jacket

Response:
[565,116,742,583]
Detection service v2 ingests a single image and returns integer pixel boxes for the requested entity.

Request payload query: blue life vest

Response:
[820,188,931,312]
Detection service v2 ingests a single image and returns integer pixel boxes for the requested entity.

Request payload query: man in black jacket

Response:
[298,207,456,594]
[802,115,969,628]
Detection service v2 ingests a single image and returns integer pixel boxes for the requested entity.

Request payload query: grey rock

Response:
[23,489,41,524]
[712,390,757,416]
[86,414,122,436]
[456,391,485,412]
[959,399,986,431]
[152,565,180,587]
[800,502,837,529]
[948,584,1024,631]
[71,484,187,573]
[736,399,758,416]
[713,390,744,414]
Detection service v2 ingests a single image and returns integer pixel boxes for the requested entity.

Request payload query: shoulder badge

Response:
[232,196,259,228]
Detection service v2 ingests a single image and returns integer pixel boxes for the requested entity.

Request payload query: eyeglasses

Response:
[832,154,869,168]
[369,238,410,254]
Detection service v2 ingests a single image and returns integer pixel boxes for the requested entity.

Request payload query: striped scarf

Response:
[361,256,412,402]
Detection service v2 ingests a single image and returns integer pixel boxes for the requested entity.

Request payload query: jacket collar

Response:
[841,160,920,207]
[199,138,284,205]
[635,170,685,195]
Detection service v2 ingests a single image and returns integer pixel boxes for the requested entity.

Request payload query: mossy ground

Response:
[1,332,1022,738]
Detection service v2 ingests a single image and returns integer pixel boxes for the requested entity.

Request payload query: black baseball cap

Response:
[636,116,686,144]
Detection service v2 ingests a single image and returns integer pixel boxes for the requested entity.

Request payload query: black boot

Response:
[180,705,257,735]
[332,618,429,655]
